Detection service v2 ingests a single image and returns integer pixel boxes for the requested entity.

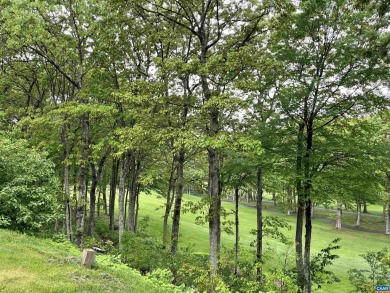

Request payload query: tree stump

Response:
[81,249,95,269]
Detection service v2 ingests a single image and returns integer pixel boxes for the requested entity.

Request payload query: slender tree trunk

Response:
[61,124,72,242]
[272,192,276,206]
[73,168,78,219]
[386,201,390,235]
[97,189,101,217]
[295,123,305,291]
[88,164,98,236]
[75,115,89,248]
[386,174,390,235]
[256,166,263,281]
[163,158,176,249]
[128,157,141,233]
[382,204,386,223]
[134,187,140,232]
[102,186,107,215]
[171,150,185,254]
[336,201,342,230]
[303,120,313,293]
[311,202,315,218]
[118,154,130,248]
[356,199,361,227]
[109,159,119,230]
[287,186,293,215]
[363,200,368,213]
[234,186,240,275]
[64,164,72,241]
[208,145,221,273]
[88,149,110,236]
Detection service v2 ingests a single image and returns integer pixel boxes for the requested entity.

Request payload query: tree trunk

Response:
[109,159,119,230]
[272,192,276,206]
[386,174,390,235]
[363,200,368,213]
[88,148,110,236]
[134,186,140,232]
[234,186,239,275]
[336,201,342,230]
[64,164,72,242]
[171,150,185,254]
[118,154,130,248]
[73,168,78,219]
[303,120,313,293]
[128,156,141,233]
[75,115,89,248]
[163,158,176,249]
[256,166,263,281]
[61,124,72,242]
[356,199,361,227]
[88,164,98,236]
[97,189,101,217]
[208,146,221,273]
[386,201,390,235]
[383,204,386,223]
[102,186,107,215]
[287,186,293,215]
[311,202,315,218]
[295,123,305,291]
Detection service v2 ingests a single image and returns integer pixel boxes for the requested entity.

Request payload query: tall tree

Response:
[273,1,389,291]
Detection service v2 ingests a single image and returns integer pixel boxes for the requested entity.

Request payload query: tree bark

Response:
[303,120,313,293]
[128,156,141,233]
[386,174,390,235]
[88,164,98,236]
[88,148,110,236]
[356,199,361,227]
[295,123,305,291]
[102,186,107,215]
[163,158,176,249]
[336,201,342,230]
[234,186,240,275]
[75,115,89,248]
[109,159,119,230]
[171,150,185,254]
[256,166,263,281]
[61,124,72,242]
[363,200,368,213]
[118,154,130,248]
[208,146,221,273]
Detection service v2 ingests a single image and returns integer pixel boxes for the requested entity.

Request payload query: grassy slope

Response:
[138,192,390,293]
[0,229,170,293]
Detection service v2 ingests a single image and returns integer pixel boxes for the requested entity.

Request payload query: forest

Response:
[0,0,389,292]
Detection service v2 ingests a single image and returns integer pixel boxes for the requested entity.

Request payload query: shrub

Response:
[348,249,390,293]
[0,135,60,232]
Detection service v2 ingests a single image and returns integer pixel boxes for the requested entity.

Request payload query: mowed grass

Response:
[137,192,390,293]
[0,229,170,293]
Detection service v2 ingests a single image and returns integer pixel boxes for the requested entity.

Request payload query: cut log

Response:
[81,249,95,269]
[92,246,107,253]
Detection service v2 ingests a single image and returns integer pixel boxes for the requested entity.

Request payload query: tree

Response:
[137,0,276,274]
[272,1,389,290]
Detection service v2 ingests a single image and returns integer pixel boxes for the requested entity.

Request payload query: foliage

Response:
[348,249,390,293]
[310,238,341,289]
[0,133,61,232]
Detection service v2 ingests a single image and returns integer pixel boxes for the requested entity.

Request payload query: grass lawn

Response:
[136,192,390,293]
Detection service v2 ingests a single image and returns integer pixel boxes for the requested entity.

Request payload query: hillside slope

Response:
[0,229,181,293]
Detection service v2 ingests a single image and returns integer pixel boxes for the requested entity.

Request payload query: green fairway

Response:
[137,192,390,292]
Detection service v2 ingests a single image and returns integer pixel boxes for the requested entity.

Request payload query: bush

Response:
[348,249,390,293]
[0,134,60,232]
